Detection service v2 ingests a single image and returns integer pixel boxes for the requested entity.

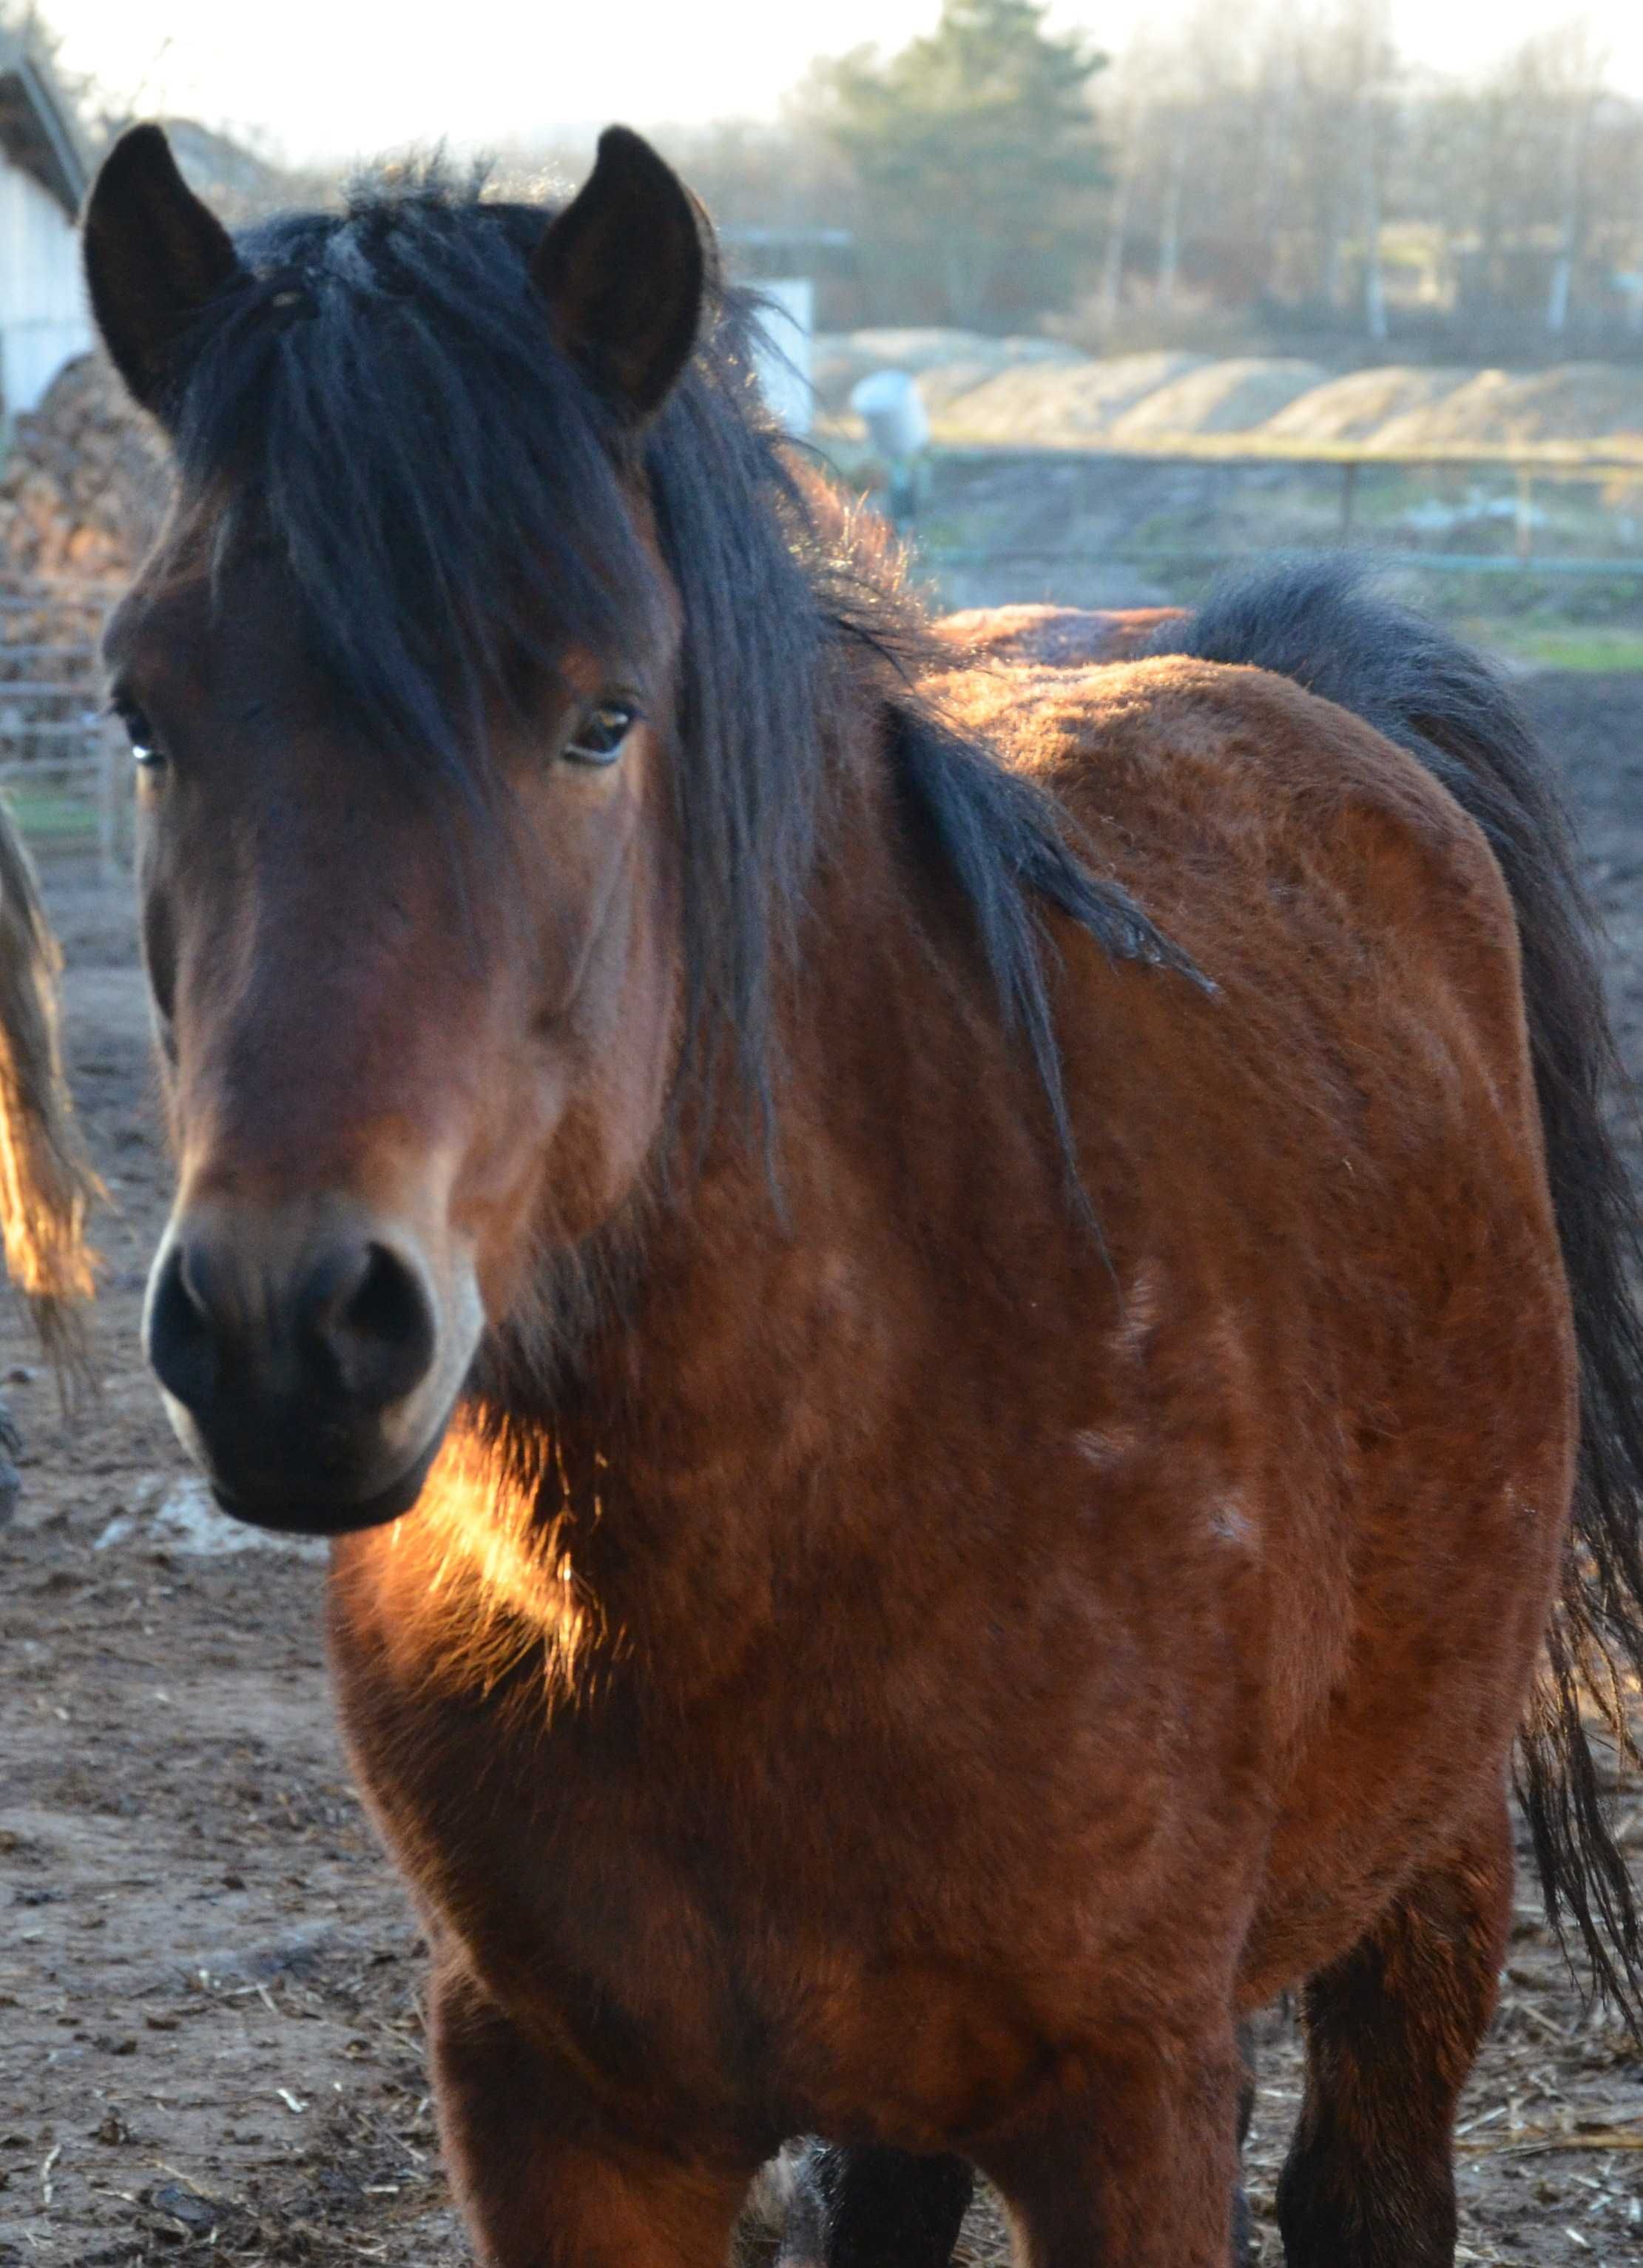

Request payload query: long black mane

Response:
[167,162,1184,1146]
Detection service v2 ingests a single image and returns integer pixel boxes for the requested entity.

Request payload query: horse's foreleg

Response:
[1275,1797,1514,2268]
[429,1961,746,2268]
[770,2140,973,2267]
[977,2017,1244,2267]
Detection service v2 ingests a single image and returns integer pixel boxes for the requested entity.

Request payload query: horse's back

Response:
[932,619,1522,997]
[934,602,1185,667]
[940,647,1533,1063]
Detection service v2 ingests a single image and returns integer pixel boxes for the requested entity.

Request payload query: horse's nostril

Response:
[144,1242,220,1413]
[146,1225,440,1424]
[302,1241,436,1411]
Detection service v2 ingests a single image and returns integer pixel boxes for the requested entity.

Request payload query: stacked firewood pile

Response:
[0,356,154,812]
[0,352,169,590]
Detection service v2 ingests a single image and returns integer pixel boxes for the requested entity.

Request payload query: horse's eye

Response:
[115,702,164,769]
[564,704,636,767]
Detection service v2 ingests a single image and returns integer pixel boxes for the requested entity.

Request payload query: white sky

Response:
[38,0,1643,167]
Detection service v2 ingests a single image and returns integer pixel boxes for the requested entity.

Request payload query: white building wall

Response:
[0,160,91,417]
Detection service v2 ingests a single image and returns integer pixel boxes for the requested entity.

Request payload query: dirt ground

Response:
[2,673,1642,2267]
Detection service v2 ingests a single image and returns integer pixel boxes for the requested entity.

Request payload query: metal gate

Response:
[0,576,129,877]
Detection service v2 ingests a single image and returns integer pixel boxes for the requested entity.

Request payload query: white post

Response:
[752,280,815,439]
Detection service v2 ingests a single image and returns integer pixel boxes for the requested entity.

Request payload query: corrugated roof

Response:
[0,33,90,218]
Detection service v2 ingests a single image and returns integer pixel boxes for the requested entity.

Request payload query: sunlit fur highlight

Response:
[0,811,98,1375]
[368,1411,602,1708]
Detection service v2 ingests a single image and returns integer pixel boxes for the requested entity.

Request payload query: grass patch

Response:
[1462,622,1643,673]
[4,787,100,846]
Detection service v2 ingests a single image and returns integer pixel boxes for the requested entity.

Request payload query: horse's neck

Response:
[357,729,1074,1703]
[474,737,1043,1683]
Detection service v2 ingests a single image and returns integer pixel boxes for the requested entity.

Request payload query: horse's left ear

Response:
[532,127,705,422]
[82,124,242,420]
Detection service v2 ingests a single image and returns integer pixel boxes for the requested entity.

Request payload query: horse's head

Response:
[84,127,713,1532]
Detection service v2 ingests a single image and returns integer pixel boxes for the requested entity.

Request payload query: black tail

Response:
[1158,555,1643,2022]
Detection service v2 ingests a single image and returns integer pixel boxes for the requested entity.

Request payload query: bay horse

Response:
[82,124,1643,2268]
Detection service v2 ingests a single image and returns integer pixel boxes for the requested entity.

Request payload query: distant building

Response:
[0,32,92,421]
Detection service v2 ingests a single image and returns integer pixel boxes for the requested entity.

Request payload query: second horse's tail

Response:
[0,806,98,1381]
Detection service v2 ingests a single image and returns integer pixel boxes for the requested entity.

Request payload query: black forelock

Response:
[173,164,656,775]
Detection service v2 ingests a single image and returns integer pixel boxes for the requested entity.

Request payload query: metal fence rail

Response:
[920,545,1643,579]
[906,438,1643,591]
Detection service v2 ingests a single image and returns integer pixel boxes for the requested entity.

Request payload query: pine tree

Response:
[812,0,1108,330]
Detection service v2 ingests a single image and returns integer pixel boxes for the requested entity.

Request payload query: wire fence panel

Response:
[920,546,1643,577]
[0,579,129,875]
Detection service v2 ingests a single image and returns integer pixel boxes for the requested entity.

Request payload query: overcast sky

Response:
[39,0,1643,167]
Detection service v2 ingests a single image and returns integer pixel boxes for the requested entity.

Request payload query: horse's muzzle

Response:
[143,1197,482,1534]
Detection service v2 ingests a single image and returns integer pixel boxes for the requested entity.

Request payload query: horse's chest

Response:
[343,1658,1065,2147]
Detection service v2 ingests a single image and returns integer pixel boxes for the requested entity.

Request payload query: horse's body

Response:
[82,127,1643,2268]
[331,640,1569,2244]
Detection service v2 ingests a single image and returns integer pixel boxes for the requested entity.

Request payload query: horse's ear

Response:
[82,124,242,419]
[531,127,705,421]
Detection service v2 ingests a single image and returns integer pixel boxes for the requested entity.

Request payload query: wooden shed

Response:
[0,33,90,423]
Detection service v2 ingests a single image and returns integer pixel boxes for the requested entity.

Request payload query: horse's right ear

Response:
[82,124,241,419]
[530,127,705,422]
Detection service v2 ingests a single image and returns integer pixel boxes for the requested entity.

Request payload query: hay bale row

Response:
[823,332,1643,455]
